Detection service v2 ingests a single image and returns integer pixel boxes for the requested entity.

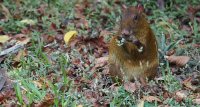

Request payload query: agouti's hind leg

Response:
[109,63,123,83]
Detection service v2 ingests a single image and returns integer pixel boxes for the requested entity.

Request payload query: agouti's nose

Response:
[122,29,130,36]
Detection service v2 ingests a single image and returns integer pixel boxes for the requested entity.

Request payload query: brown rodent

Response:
[109,6,159,82]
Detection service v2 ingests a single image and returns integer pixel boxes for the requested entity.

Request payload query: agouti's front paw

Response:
[116,36,125,46]
[132,40,143,52]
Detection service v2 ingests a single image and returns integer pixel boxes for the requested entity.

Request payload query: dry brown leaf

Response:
[33,81,43,89]
[165,55,190,67]
[0,3,12,21]
[77,105,83,107]
[193,98,200,105]
[182,77,197,91]
[95,56,108,68]
[17,37,30,45]
[175,90,188,99]
[137,100,144,107]
[143,96,162,102]
[124,82,137,93]
[14,50,27,62]
[0,90,14,102]
[35,93,54,107]
[99,30,112,37]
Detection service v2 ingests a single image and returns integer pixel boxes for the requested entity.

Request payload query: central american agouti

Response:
[109,6,158,82]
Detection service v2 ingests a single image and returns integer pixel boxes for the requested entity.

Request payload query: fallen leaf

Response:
[75,18,89,29]
[0,90,14,102]
[0,35,10,43]
[17,37,30,45]
[77,105,83,107]
[33,81,43,89]
[95,56,108,68]
[35,93,54,107]
[13,49,27,62]
[20,19,36,25]
[14,34,26,40]
[0,3,12,21]
[42,34,55,43]
[0,56,6,63]
[137,100,144,107]
[143,96,162,102]
[64,31,77,44]
[124,82,137,93]
[193,43,200,48]
[193,98,200,105]
[14,34,30,44]
[182,77,197,91]
[166,49,175,56]
[176,90,188,99]
[165,55,190,67]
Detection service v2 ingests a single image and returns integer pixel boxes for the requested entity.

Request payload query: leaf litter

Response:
[0,0,200,106]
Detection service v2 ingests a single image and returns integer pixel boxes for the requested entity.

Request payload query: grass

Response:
[0,0,200,106]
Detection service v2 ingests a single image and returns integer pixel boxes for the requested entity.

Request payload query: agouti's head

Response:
[120,5,147,41]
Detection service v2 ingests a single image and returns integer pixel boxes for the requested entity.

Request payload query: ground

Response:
[0,0,200,106]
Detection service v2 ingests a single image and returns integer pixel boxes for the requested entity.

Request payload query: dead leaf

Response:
[33,81,43,89]
[137,100,144,107]
[50,23,57,30]
[0,35,10,43]
[77,105,83,107]
[99,30,112,37]
[0,3,12,21]
[0,90,14,102]
[193,98,200,105]
[13,49,27,62]
[42,34,55,43]
[165,55,190,67]
[75,18,89,29]
[64,31,78,44]
[182,77,197,91]
[166,49,175,56]
[193,44,200,48]
[176,90,188,99]
[0,56,6,63]
[95,56,108,68]
[35,93,54,107]
[55,34,63,42]
[124,82,137,93]
[15,34,30,44]
[17,37,30,45]
[37,4,47,15]
[20,19,36,25]
[143,96,162,102]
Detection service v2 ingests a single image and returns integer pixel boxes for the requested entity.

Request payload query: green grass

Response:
[0,0,200,106]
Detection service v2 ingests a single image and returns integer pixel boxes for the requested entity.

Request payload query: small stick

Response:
[0,44,24,56]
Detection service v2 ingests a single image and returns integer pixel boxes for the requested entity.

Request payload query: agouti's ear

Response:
[137,4,144,13]
[122,4,127,12]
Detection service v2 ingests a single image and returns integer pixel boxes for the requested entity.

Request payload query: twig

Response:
[0,44,24,56]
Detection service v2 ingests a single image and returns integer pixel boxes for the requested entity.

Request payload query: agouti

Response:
[109,6,158,82]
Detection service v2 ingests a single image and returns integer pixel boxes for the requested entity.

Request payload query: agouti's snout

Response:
[121,29,131,36]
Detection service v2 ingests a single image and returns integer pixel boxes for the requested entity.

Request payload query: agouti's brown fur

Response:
[109,6,158,82]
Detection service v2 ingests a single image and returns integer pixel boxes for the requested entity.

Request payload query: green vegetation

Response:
[0,0,199,106]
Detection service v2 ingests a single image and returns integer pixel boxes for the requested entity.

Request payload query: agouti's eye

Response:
[133,15,138,20]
